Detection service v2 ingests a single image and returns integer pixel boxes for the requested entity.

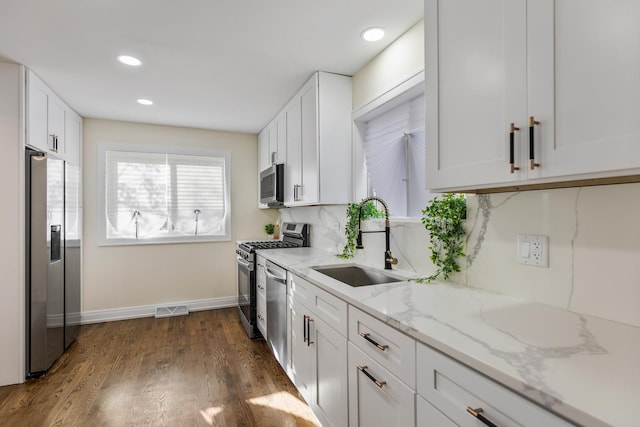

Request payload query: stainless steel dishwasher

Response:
[265,260,288,369]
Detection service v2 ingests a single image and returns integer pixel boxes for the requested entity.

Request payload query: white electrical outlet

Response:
[517,234,549,267]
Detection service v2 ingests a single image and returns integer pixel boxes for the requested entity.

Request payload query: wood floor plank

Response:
[0,308,320,427]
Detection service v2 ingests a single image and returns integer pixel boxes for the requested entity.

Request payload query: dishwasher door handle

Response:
[265,269,286,283]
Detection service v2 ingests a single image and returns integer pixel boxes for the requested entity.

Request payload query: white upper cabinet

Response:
[426,0,640,192]
[64,109,82,166]
[258,127,271,172]
[425,0,528,190]
[259,71,352,207]
[26,69,82,164]
[286,72,352,206]
[27,71,54,154]
[284,96,302,205]
[534,0,640,180]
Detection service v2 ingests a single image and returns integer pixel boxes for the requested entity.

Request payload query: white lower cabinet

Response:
[348,342,414,427]
[417,343,573,427]
[289,274,348,427]
[416,394,457,427]
[283,272,575,427]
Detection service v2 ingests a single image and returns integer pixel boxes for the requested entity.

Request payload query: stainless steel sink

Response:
[312,265,403,287]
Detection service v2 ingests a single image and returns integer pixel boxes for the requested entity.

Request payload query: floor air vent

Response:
[155,304,189,318]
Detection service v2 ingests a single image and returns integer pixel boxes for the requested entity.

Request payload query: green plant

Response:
[416,194,466,283]
[337,201,385,259]
[264,223,275,235]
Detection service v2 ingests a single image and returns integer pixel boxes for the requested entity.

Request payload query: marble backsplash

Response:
[278,205,440,278]
[280,181,640,328]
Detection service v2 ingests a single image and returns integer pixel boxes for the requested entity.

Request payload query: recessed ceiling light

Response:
[361,27,385,42]
[117,55,142,66]
[137,98,153,106]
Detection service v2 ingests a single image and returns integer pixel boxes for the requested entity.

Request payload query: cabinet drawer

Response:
[289,273,347,337]
[417,343,573,427]
[348,342,414,427]
[417,394,456,427]
[349,305,415,388]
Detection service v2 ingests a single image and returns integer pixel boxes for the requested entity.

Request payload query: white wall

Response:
[82,119,276,315]
[0,62,25,386]
[352,20,424,111]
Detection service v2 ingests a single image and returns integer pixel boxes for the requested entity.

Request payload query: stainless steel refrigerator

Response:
[25,148,80,378]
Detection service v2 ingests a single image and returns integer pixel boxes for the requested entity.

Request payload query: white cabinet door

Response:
[48,95,66,156]
[26,71,51,153]
[276,113,286,165]
[64,110,82,166]
[285,97,302,204]
[425,0,528,191]
[299,76,319,204]
[290,298,314,404]
[532,0,640,180]
[258,128,270,171]
[258,128,270,209]
[290,278,348,427]
[268,122,278,165]
[348,342,414,427]
[309,315,348,427]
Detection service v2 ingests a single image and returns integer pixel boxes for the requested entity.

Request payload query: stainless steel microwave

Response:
[260,163,284,206]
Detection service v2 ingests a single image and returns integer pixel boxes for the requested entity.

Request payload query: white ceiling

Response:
[0,0,423,134]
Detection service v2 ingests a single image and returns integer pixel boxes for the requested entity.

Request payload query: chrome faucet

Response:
[356,196,398,270]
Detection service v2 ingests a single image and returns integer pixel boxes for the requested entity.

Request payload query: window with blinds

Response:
[99,145,231,245]
[363,93,436,218]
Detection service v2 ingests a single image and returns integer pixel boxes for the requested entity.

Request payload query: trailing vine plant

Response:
[415,194,466,283]
[337,201,385,259]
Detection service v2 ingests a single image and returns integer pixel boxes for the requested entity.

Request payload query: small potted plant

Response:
[264,223,275,239]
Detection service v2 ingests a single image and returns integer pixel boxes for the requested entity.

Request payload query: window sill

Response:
[98,235,231,247]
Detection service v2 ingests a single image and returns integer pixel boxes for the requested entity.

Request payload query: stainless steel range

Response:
[236,222,309,338]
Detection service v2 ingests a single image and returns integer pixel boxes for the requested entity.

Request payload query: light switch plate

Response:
[517,234,548,267]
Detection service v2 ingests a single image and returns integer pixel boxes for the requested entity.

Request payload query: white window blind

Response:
[101,145,231,244]
[363,93,435,218]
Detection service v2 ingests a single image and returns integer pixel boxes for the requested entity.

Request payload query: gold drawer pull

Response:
[357,365,386,388]
[359,332,389,351]
[467,407,498,427]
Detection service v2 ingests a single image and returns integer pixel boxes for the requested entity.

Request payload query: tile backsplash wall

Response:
[281,181,640,328]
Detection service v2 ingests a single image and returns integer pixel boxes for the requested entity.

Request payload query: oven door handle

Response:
[265,269,286,283]
[237,257,254,271]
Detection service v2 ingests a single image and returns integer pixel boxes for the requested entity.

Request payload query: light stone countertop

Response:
[256,247,640,427]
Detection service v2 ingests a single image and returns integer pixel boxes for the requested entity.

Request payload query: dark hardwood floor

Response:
[0,308,320,427]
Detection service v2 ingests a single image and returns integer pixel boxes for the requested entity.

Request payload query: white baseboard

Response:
[80,296,238,325]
